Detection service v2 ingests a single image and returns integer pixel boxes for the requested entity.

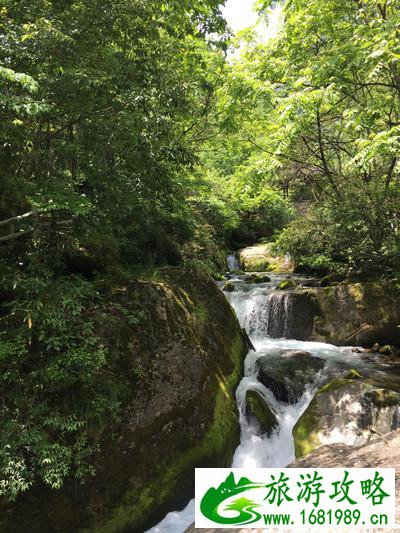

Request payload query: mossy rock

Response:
[244,274,271,284]
[245,260,272,273]
[213,273,228,282]
[379,345,393,355]
[239,244,293,274]
[320,272,346,287]
[257,350,327,404]
[277,278,298,290]
[238,244,271,272]
[367,388,400,407]
[293,281,400,346]
[223,281,235,292]
[246,390,278,435]
[0,270,247,533]
[293,377,400,459]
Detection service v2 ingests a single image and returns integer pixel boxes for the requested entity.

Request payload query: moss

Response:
[349,283,365,303]
[193,303,207,328]
[318,377,349,395]
[246,390,277,434]
[89,333,245,533]
[369,389,400,407]
[379,345,393,355]
[277,278,298,290]
[245,259,272,273]
[344,369,363,380]
[212,273,227,282]
[293,400,321,458]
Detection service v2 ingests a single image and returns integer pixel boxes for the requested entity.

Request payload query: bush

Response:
[275,185,400,278]
[0,273,121,499]
[229,188,293,248]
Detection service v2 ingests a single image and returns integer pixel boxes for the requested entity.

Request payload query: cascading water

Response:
[148,272,373,533]
[225,275,294,339]
[227,253,240,272]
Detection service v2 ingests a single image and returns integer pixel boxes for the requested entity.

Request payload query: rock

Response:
[299,278,321,287]
[276,291,320,341]
[186,431,400,532]
[277,278,298,290]
[0,269,247,533]
[285,282,400,346]
[380,344,393,355]
[230,269,244,276]
[244,274,271,284]
[245,390,278,435]
[320,272,346,287]
[372,342,381,352]
[238,243,293,273]
[223,281,235,292]
[289,429,400,530]
[256,350,327,403]
[293,377,400,459]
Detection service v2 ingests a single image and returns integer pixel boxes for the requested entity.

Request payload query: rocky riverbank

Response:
[294,281,400,346]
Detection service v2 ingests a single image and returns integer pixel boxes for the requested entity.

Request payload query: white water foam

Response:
[146,500,195,533]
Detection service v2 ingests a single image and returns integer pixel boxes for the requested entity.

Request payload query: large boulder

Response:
[0,269,247,533]
[289,430,400,531]
[293,376,400,458]
[287,282,400,346]
[238,244,293,273]
[256,350,327,403]
[245,389,279,435]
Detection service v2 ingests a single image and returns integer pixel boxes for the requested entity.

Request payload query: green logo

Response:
[200,472,267,526]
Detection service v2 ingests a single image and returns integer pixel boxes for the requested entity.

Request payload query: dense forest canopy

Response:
[206,0,400,276]
[0,0,400,500]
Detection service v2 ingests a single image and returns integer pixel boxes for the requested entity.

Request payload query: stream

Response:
[148,269,394,532]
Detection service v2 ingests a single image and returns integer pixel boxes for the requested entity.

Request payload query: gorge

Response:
[2,1,400,532]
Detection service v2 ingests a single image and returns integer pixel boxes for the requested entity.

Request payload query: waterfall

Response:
[148,274,369,533]
[264,292,293,338]
[225,282,293,339]
[226,253,239,272]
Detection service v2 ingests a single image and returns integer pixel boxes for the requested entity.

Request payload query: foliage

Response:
[0,0,229,499]
[0,0,228,265]
[3,0,400,505]
[213,0,400,275]
[0,273,113,498]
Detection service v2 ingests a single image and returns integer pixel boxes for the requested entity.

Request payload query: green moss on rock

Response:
[291,281,400,346]
[368,388,400,408]
[293,402,321,458]
[277,278,298,290]
[246,390,278,434]
[293,376,400,460]
[223,281,235,292]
